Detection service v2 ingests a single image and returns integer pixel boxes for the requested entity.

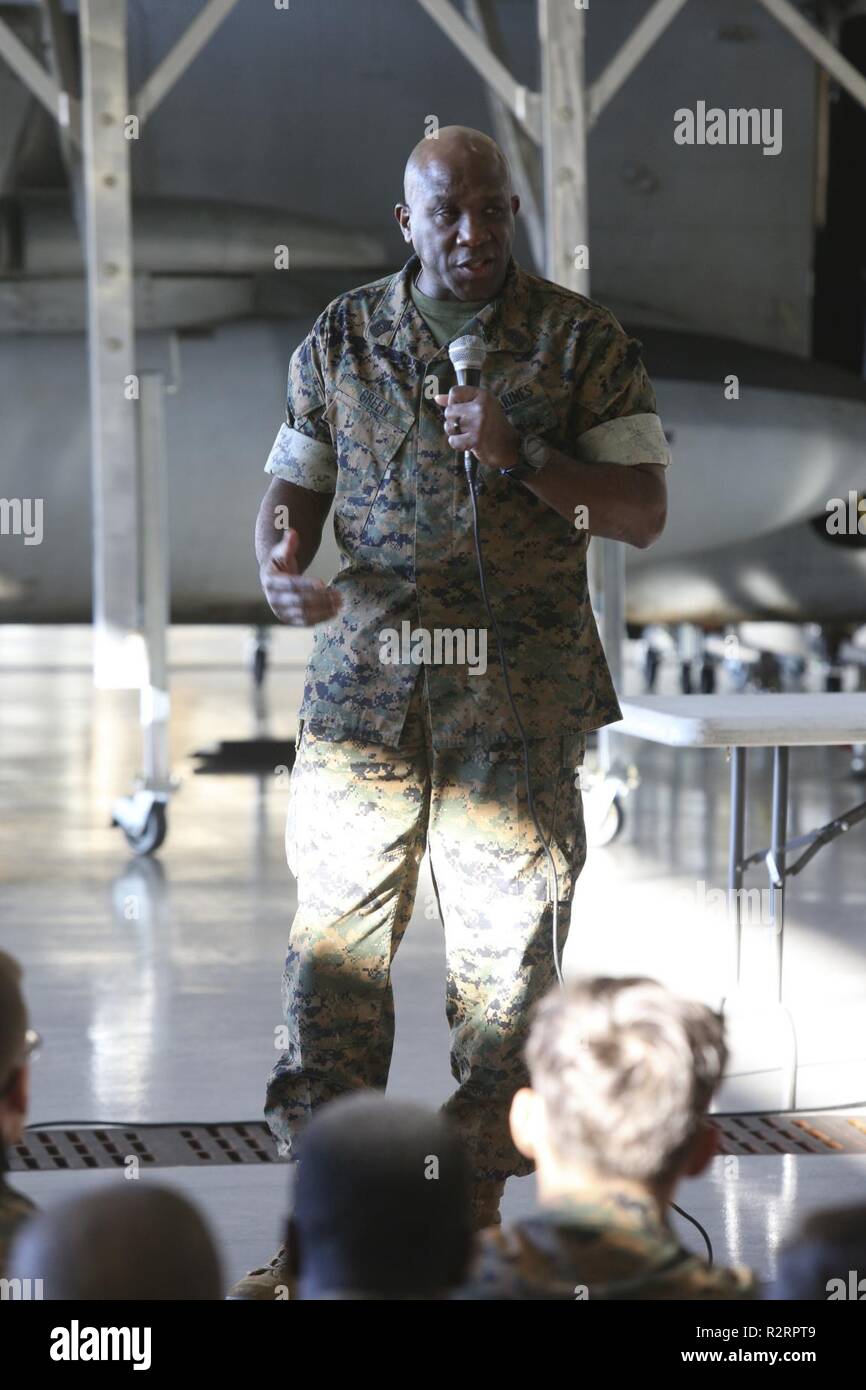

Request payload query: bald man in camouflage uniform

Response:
[234,127,669,1296]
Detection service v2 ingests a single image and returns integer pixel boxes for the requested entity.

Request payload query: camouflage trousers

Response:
[264,680,587,1183]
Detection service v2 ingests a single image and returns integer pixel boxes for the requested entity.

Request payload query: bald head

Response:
[403,125,511,204]
[9,1184,223,1300]
[396,126,518,302]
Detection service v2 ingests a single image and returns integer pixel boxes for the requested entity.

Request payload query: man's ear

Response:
[509,1086,540,1162]
[393,204,412,242]
[682,1121,718,1178]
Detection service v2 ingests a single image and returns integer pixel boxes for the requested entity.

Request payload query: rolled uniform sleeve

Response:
[265,323,337,492]
[569,315,670,468]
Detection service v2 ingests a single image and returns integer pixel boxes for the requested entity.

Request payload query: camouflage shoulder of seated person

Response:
[466,1214,757,1301]
[0,1179,36,1276]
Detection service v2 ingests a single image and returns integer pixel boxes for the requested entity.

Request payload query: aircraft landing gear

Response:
[252,625,269,688]
[644,643,661,693]
[699,657,716,693]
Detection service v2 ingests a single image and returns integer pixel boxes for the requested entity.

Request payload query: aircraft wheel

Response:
[700,660,716,694]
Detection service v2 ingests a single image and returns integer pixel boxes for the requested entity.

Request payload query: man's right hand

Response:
[260,529,342,627]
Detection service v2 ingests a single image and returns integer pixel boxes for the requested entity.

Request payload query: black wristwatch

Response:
[500,433,550,482]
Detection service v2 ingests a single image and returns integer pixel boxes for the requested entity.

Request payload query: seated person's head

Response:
[771,1206,866,1300]
[287,1092,473,1299]
[9,1184,223,1299]
[510,976,727,1204]
[0,952,31,1155]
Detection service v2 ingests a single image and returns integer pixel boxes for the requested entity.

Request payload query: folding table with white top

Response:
[615,694,866,1107]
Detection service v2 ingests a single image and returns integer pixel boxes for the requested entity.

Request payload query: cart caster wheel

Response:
[587,793,625,848]
[121,802,167,856]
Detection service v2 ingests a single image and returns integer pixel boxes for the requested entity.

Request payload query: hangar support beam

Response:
[80,0,140,678]
[416,0,542,140]
[0,0,244,686]
[464,0,544,271]
[587,0,691,129]
[133,0,242,126]
[756,0,866,117]
[0,8,79,141]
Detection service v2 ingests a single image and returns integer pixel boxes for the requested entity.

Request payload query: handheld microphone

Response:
[447,334,487,492]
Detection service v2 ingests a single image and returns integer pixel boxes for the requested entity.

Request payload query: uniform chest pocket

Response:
[323,383,415,546]
[495,375,560,437]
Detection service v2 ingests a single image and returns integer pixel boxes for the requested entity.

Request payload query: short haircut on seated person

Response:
[9,1183,223,1300]
[292,1092,473,1297]
[772,1204,866,1300]
[526,976,727,1184]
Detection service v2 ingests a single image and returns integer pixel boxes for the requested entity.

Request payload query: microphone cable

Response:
[669,1200,714,1267]
[465,456,564,986]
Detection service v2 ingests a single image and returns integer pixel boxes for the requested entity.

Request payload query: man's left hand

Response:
[435,386,520,471]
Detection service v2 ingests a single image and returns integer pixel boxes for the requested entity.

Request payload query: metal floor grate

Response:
[9,1114,866,1172]
[711,1113,866,1156]
[10,1122,279,1172]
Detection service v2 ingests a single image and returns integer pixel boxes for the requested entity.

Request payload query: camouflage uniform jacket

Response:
[0,1169,35,1277]
[265,253,670,749]
[461,1189,757,1301]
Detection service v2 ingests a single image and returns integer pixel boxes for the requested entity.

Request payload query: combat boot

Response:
[470,1179,506,1231]
[226,1244,294,1300]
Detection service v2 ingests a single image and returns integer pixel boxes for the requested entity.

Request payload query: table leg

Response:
[769,746,798,1108]
[728,746,747,992]
[770,746,789,997]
